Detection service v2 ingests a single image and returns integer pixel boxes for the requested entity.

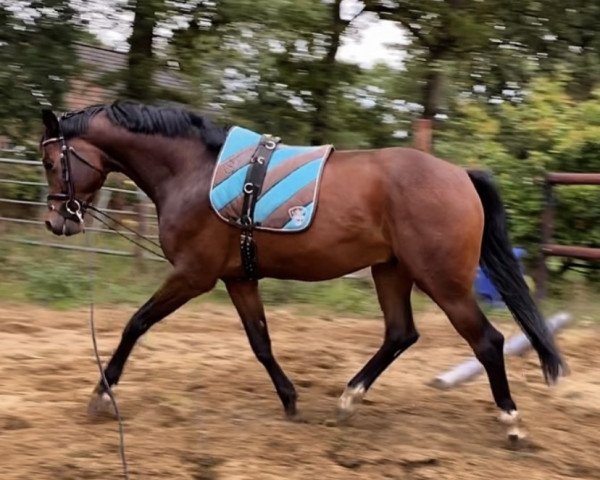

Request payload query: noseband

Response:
[42,121,104,223]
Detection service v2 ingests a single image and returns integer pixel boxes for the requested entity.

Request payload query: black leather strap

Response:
[239,134,280,279]
[240,135,279,226]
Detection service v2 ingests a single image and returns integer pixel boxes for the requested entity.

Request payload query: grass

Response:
[1,224,599,323]
[0,229,387,315]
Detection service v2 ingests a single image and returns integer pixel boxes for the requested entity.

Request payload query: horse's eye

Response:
[43,161,53,171]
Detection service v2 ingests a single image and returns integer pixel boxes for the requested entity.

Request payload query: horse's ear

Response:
[41,109,59,137]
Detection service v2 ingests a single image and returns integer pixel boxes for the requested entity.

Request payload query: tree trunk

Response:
[414,50,445,152]
[422,67,443,120]
[309,0,345,146]
[126,0,161,101]
[413,118,433,153]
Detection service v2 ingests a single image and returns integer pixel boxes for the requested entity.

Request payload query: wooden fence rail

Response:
[536,172,600,298]
[0,155,159,259]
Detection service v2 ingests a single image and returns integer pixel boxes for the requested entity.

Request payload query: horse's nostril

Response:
[45,220,52,231]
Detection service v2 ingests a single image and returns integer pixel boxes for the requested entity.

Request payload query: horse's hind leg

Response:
[426,286,524,440]
[225,279,298,417]
[338,261,418,420]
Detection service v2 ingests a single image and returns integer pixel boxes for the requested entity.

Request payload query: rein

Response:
[86,206,166,260]
[85,232,130,480]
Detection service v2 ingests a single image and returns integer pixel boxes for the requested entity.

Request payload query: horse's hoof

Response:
[87,391,116,419]
[281,389,298,420]
[498,410,527,445]
[337,384,365,422]
[284,406,298,420]
[288,412,309,424]
[507,426,527,443]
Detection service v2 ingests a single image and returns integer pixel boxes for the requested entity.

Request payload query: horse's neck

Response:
[98,130,213,209]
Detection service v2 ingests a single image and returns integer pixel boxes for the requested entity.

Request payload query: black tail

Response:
[467,169,566,384]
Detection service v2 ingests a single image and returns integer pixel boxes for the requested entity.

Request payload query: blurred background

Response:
[1,2,600,479]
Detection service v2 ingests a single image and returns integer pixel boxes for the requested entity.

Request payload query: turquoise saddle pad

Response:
[209,127,334,232]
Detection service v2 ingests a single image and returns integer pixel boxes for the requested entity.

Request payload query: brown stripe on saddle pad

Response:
[219,194,245,221]
[217,146,328,222]
[213,146,256,186]
[262,180,317,229]
[260,146,330,195]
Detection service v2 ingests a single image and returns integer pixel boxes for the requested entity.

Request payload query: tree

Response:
[305,0,350,145]
[362,1,498,120]
[525,1,600,99]
[0,0,78,140]
[167,0,367,145]
[125,0,165,100]
[436,76,600,276]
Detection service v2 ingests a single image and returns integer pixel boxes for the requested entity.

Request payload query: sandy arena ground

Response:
[0,302,599,479]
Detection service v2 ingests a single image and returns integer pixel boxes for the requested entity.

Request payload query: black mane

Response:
[59,101,229,152]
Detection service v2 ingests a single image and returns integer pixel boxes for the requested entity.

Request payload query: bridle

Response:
[41,116,165,258]
[42,119,104,223]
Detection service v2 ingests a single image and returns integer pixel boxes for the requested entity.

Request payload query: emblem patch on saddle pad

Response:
[288,206,307,226]
[209,126,334,232]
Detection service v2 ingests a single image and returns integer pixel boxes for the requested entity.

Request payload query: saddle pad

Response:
[209,126,333,232]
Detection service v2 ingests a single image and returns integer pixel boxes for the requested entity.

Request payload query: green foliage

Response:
[437,76,600,282]
[23,261,89,306]
[0,0,79,140]
[258,278,378,315]
[0,237,384,314]
[126,0,165,100]
[0,164,44,202]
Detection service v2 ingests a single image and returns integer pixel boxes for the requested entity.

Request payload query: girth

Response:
[237,134,280,279]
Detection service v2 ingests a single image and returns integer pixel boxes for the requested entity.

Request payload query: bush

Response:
[436,76,600,284]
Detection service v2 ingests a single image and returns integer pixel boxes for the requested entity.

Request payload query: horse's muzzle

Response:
[45,210,83,236]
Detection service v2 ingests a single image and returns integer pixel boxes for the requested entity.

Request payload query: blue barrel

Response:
[474,247,526,306]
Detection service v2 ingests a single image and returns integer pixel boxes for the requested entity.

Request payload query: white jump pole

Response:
[431,312,571,390]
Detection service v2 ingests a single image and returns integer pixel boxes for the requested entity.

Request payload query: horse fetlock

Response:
[87,389,116,418]
[499,409,527,442]
[337,384,366,421]
[499,409,519,425]
[279,386,298,417]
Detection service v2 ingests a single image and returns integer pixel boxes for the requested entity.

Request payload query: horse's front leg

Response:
[225,279,298,418]
[88,272,213,415]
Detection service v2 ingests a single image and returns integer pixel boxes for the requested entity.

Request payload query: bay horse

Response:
[39,102,565,439]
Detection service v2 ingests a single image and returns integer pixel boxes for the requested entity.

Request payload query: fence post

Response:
[413,118,433,153]
[134,189,147,271]
[536,178,555,299]
[91,189,112,230]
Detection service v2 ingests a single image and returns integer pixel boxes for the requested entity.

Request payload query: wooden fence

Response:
[536,172,600,298]
[0,154,161,260]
